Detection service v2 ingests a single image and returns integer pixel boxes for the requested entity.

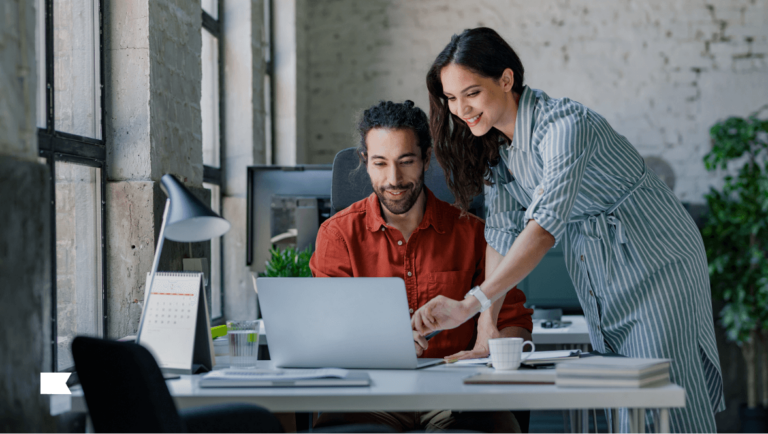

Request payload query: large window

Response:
[201,0,223,322]
[36,0,106,371]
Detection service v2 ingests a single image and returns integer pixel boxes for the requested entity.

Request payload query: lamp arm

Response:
[136,198,170,344]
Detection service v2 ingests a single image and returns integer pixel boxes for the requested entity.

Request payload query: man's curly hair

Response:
[356,100,432,165]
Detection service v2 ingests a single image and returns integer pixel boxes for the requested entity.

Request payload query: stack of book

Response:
[555,357,671,388]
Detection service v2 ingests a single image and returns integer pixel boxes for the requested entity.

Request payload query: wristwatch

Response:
[465,286,492,312]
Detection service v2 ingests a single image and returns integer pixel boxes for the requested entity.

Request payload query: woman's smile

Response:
[464,113,483,127]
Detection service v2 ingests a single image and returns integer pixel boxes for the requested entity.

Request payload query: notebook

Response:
[555,372,670,388]
[555,357,671,388]
[556,357,671,377]
[464,369,556,385]
[199,368,371,388]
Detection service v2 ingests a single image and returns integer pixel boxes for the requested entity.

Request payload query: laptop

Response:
[257,277,444,369]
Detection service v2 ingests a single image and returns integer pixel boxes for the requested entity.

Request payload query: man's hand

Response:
[411,295,477,335]
[413,330,428,357]
[444,318,500,361]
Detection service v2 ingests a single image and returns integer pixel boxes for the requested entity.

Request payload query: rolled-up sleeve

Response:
[484,163,527,256]
[309,224,354,277]
[524,102,592,247]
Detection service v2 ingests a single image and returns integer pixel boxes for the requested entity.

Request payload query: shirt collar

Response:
[365,186,446,234]
[510,85,537,153]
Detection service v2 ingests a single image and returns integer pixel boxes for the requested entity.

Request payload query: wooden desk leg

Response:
[659,409,669,433]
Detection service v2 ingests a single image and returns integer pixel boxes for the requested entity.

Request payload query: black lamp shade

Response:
[160,174,230,242]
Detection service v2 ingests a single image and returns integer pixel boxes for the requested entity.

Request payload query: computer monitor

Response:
[516,243,583,314]
[247,165,332,273]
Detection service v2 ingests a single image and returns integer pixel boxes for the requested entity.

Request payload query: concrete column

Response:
[273,0,309,165]
[0,0,55,430]
[104,0,209,338]
[221,0,267,320]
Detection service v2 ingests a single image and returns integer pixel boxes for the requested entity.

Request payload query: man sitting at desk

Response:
[309,100,532,433]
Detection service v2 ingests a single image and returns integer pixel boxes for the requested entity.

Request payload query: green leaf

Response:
[705,108,768,344]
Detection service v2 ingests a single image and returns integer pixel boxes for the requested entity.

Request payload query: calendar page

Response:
[139,272,203,371]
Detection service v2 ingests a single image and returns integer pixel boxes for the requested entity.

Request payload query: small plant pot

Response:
[739,404,767,433]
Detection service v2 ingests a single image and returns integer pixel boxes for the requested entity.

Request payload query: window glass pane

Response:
[203,182,222,319]
[54,0,101,139]
[55,162,102,370]
[202,0,218,20]
[36,0,47,128]
[201,30,220,167]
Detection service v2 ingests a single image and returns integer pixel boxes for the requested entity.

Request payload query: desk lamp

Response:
[136,174,231,343]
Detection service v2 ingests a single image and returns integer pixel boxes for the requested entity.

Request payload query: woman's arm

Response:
[412,220,554,334]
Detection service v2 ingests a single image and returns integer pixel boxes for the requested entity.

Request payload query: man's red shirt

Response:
[309,188,533,358]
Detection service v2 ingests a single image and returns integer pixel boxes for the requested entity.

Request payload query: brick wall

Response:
[301,0,768,203]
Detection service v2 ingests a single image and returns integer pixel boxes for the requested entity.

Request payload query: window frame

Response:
[201,5,224,325]
[37,0,108,372]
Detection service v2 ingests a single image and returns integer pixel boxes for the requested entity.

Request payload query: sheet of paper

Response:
[525,350,579,361]
[202,368,349,381]
[450,357,491,365]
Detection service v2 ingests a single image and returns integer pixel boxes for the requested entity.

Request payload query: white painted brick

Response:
[300,0,768,203]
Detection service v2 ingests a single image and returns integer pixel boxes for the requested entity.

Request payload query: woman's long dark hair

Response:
[427,27,525,213]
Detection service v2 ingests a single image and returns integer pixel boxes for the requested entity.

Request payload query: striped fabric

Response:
[484,86,725,433]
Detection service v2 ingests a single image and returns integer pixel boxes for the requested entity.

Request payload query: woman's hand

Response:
[411,295,478,335]
[444,319,501,361]
[413,330,428,357]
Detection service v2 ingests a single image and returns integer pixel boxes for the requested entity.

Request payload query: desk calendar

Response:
[138,272,215,374]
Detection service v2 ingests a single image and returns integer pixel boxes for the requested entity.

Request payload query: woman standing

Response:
[412,28,724,432]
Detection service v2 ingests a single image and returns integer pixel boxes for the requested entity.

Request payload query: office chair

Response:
[71,336,283,433]
[330,147,484,216]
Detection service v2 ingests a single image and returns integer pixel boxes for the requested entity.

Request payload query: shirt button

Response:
[580,255,585,262]
[409,308,414,314]
[397,240,403,246]
[407,271,412,277]
[537,187,544,195]
[589,290,594,297]
[381,227,386,231]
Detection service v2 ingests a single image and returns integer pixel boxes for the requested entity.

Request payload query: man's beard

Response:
[374,170,425,216]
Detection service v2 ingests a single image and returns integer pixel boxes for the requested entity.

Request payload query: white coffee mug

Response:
[488,337,536,370]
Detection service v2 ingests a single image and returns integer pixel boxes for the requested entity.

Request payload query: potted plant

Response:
[702,106,768,432]
[259,245,313,278]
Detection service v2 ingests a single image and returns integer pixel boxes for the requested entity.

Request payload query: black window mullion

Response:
[44,0,57,373]
[203,165,222,185]
[202,11,220,38]
[43,0,108,371]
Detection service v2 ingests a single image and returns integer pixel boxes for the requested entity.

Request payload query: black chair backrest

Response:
[330,147,484,216]
[72,336,186,433]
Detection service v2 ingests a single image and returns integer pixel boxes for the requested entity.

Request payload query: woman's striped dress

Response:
[484,86,725,432]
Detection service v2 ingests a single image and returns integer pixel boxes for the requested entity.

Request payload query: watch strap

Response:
[465,286,492,312]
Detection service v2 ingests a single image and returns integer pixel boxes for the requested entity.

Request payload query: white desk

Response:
[68,361,683,433]
[532,315,591,346]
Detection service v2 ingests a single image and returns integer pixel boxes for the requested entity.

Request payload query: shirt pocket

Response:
[427,270,476,302]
